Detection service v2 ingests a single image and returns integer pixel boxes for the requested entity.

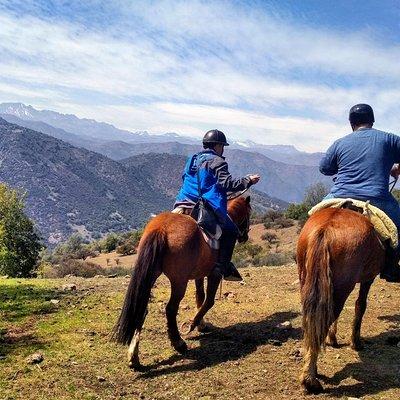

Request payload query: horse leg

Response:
[187,270,221,333]
[166,280,188,354]
[326,319,339,348]
[128,327,142,369]
[351,280,373,351]
[195,278,212,332]
[301,347,322,394]
[127,308,150,369]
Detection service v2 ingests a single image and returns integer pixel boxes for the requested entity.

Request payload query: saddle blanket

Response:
[309,198,398,248]
[172,207,222,250]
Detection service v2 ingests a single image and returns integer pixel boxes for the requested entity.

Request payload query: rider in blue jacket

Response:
[320,104,400,282]
[175,129,260,281]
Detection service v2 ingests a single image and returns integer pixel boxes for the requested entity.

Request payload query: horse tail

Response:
[113,229,167,345]
[301,227,334,355]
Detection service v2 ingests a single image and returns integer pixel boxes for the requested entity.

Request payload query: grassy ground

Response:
[1,266,400,400]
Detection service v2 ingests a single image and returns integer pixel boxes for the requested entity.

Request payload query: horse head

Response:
[228,195,251,243]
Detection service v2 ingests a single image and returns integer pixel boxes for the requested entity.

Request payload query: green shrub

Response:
[0,184,42,277]
[261,231,278,244]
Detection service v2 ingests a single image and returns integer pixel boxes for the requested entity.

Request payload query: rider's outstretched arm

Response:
[209,158,253,191]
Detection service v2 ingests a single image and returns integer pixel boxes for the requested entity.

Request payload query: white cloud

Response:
[0,1,399,151]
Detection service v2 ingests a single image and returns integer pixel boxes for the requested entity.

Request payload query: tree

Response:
[0,184,42,277]
[303,182,329,208]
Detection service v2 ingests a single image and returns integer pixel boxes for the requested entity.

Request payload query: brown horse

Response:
[297,207,385,394]
[113,196,251,369]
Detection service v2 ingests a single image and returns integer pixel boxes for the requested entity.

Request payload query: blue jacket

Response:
[175,150,252,223]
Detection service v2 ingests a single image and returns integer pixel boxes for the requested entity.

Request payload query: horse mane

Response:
[228,197,249,220]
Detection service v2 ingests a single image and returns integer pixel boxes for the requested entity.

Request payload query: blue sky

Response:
[0,0,399,151]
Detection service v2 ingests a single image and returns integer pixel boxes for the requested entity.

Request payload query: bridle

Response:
[236,210,251,241]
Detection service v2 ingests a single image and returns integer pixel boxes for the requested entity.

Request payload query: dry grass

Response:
[1,265,400,400]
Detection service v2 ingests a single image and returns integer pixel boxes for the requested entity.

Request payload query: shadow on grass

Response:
[139,311,301,378]
[0,283,62,357]
[320,314,400,398]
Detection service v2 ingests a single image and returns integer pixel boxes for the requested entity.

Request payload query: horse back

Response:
[141,212,215,279]
[297,208,383,284]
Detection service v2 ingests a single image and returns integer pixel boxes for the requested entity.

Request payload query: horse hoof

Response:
[172,339,188,354]
[326,339,339,348]
[301,376,323,395]
[128,356,141,371]
[351,341,364,351]
[180,321,194,336]
[197,321,215,333]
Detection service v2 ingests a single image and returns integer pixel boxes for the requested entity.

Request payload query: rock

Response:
[124,275,131,278]
[50,299,60,305]
[276,321,292,330]
[107,273,118,278]
[268,339,282,346]
[347,397,360,400]
[223,291,236,299]
[97,376,106,382]
[336,354,341,359]
[93,275,103,279]
[26,352,44,365]
[62,283,77,291]
[290,348,302,358]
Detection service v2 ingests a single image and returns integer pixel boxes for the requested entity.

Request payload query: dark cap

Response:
[202,129,229,146]
[349,104,375,125]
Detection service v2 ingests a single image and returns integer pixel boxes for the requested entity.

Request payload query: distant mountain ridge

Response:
[0,103,323,166]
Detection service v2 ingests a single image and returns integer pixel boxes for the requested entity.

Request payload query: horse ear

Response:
[245,195,251,204]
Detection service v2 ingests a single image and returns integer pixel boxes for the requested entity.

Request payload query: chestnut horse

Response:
[297,207,385,394]
[113,196,251,369]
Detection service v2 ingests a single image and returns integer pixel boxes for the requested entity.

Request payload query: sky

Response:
[0,0,399,152]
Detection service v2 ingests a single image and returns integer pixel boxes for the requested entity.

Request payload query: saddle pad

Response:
[309,198,398,248]
[172,207,222,250]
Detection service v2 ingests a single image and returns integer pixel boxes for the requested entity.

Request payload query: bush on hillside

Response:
[0,184,42,277]
[261,231,278,244]
[116,230,143,255]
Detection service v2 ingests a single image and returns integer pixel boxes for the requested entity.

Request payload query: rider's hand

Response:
[391,164,400,178]
[249,174,261,185]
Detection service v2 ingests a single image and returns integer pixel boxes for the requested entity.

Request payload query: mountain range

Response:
[0,103,336,243]
[0,118,286,243]
[0,103,323,166]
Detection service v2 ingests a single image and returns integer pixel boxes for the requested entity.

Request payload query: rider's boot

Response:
[380,246,400,282]
[214,230,243,282]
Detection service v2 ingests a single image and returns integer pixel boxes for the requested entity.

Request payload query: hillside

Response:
[121,153,288,211]
[1,268,400,399]
[121,148,330,203]
[0,118,171,243]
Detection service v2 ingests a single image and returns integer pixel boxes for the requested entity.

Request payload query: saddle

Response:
[172,206,222,250]
[309,198,398,249]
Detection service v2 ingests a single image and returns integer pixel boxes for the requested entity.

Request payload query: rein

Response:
[390,177,398,193]
[236,212,250,239]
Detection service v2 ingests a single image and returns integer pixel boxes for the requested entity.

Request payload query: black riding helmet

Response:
[349,104,375,125]
[202,129,230,146]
